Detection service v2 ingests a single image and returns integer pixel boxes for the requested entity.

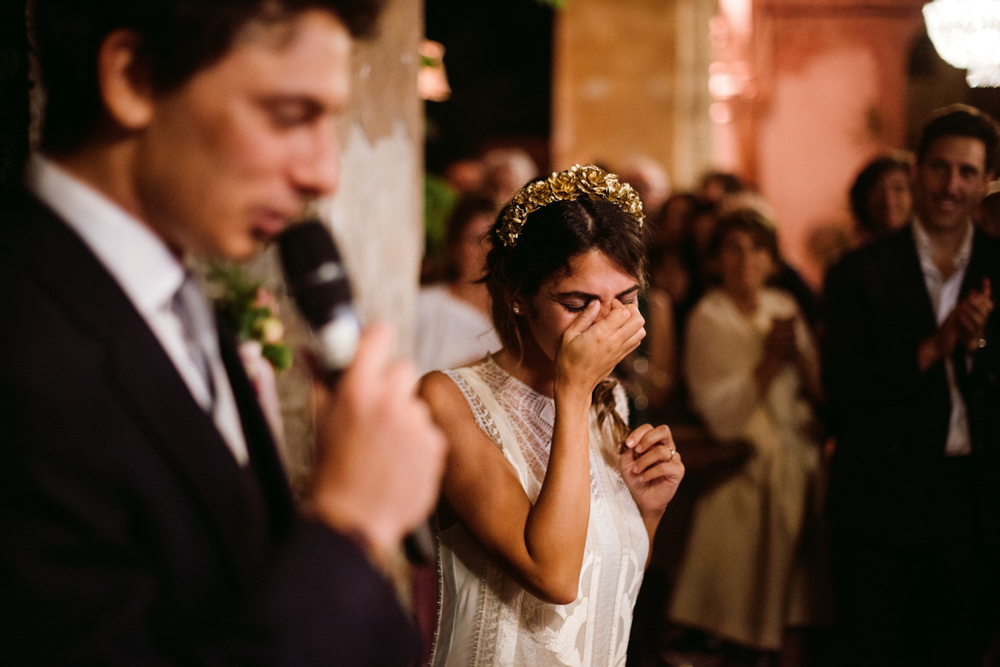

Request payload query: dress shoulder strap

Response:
[442,363,533,495]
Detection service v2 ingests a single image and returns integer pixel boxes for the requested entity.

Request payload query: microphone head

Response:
[278,220,353,330]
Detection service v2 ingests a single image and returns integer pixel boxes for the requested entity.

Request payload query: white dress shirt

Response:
[912,219,974,457]
[24,154,250,466]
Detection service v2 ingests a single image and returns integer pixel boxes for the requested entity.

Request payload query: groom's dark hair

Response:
[32,0,385,154]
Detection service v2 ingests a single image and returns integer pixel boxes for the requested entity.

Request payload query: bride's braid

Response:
[593,378,628,450]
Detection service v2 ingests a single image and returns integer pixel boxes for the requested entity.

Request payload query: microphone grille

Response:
[278,220,353,329]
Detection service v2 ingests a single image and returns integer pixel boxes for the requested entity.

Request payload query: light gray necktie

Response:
[171,272,218,410]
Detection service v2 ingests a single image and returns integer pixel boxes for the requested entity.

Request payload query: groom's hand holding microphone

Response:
[280,221,445,566]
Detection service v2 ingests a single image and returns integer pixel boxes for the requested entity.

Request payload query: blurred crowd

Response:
[417,113,1000,667]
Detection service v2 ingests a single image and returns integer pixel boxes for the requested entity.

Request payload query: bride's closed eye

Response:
[562,301,592,313]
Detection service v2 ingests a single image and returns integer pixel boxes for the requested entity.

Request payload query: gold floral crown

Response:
[496,164,644,248]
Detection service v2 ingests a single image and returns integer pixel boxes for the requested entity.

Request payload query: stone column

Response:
[251,0,424,496]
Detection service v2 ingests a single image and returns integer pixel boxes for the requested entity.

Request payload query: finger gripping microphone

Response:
[278,220,434,565]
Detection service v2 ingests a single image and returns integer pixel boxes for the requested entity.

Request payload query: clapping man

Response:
[823,105,1000,666]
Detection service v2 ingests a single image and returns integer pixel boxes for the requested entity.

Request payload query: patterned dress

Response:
[430,356,649,667]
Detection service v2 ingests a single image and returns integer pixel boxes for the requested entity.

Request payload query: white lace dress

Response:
[430,356,649,667]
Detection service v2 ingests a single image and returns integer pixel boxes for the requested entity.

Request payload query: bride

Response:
[419,165,685,667]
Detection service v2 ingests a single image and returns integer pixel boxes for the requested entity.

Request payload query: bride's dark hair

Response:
[484,196,647,446]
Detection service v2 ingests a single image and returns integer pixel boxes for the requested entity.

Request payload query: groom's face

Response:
[131,10,351,259]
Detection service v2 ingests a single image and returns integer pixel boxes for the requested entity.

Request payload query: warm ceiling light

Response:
[923,0,1000,87]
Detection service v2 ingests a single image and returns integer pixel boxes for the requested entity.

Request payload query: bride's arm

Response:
[418,301,644,605]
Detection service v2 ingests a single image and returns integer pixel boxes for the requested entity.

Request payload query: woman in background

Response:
[420,166,684,667]
[848,152,913,246]
[415,195,502,374]
[669,210,829,665]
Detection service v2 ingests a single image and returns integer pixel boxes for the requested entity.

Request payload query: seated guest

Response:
[848,152,914,246]
[415,195,501,374]
[669,210,829,662]
[419,165,685,667]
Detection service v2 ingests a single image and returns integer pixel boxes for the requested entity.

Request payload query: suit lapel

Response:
[960,227,992,298]
[217,326,295,541]
[11,193,280,583]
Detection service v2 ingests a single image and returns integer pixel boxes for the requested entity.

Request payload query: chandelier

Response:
[923,0,1000,87]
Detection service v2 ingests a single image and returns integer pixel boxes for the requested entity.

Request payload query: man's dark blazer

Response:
[822,223,1000,550]
[0,191,418,666]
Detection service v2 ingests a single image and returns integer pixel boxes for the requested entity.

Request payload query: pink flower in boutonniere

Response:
[253,287,279,315]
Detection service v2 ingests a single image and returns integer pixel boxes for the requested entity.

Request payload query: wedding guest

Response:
[415,195,501,374]
[824,105,1000,667]
[419,165,685,667]
[719,193,820,328]
[480,146,539,204]
[698,170,744,204]
[848,152,914,246]
[444,157,485,195]
[651,192,697,249]
[669,209,829,664]
[620,156,671,224]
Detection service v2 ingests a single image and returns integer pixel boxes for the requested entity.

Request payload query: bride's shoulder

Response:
[418,369,462,405]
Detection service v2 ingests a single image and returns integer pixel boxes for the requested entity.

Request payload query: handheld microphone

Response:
[278,221,361,380]
[278,220,434,565]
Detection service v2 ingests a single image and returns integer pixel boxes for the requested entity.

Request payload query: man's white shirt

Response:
[25,154,250,466]
[912,218,974,457]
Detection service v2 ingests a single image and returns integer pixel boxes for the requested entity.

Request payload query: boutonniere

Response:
[209,264,292,372]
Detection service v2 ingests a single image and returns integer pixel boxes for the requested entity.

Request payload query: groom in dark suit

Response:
[823,105,1000,666]
[0,1,445,665]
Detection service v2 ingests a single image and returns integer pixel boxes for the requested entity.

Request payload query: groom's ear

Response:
[97,29,155,131]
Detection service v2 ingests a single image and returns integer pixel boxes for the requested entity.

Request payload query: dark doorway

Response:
[424,0,553,174]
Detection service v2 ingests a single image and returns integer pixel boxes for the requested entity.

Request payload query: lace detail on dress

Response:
[476,359,554,493]
[442,368,503,449]
[431,356,650,667]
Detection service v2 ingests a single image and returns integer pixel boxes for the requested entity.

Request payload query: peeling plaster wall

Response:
[326,0,423,350]
[325,120,421,355]
[251,0,423,496]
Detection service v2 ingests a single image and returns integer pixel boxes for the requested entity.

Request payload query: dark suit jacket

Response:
[822,224,1000,550]
[0,191,418,666]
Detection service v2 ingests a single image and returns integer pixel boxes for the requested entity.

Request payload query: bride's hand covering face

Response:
[554,297,645,398]
[516,249,647,400]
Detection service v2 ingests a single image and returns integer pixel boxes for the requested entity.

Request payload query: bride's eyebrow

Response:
[554,285,641,300]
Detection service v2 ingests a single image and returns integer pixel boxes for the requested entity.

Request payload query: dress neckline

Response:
[481,352,555,406]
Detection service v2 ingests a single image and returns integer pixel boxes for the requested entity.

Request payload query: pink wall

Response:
[737,1,926,287]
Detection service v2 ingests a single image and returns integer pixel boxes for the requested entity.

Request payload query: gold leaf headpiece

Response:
[496,164,644,248]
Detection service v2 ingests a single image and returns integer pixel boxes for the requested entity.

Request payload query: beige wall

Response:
[552,0,715,188]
